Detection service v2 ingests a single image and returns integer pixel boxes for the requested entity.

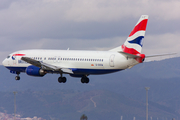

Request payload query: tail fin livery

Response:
[110,15,148,55]
[123,15,148,54]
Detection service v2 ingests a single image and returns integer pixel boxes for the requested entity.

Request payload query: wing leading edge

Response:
[21,57,73,74]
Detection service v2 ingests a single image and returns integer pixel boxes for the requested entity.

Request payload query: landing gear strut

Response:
[81,76,89,84]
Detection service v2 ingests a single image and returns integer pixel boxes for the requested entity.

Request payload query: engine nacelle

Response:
[25,65,46,77]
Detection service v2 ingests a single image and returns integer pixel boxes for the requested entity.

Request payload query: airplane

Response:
[2,15,148,84]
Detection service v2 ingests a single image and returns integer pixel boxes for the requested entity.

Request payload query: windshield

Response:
[7,55,10,59]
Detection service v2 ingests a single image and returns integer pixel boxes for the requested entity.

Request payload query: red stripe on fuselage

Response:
[12,54,25,56]
[129,19,148,37]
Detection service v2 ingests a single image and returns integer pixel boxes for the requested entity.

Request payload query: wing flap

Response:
[61,68,73,74]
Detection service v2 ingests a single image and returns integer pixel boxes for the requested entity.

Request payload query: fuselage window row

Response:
[31,57,103,62]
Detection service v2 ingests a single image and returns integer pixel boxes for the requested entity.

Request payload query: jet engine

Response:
[25,65,46,77]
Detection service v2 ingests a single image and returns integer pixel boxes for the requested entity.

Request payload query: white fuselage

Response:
[1,15,148,83]
[2,49,138,75]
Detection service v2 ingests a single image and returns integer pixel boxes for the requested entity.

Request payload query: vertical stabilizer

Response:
[110,15,148,55]
[123,15,148,54]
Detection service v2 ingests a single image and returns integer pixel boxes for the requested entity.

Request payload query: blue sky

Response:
[0,0,180,62]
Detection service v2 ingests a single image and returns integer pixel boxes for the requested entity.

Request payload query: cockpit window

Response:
[7,55,10,59]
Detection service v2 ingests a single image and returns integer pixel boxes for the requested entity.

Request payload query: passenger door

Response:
[109,54,115,67]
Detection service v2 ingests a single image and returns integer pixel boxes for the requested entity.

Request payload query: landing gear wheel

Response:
[85,77,89,83]
[62,77,67,83]
[15,76,20,80]
[58,77,67,83]
[81,78,85,83]
[58,77,62,83]
[81,76,89,84]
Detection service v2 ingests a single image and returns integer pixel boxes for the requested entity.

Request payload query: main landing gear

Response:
[58,74,90,84]
[81,76,89,84]
[58,77,67,83]
[58,73,67,83]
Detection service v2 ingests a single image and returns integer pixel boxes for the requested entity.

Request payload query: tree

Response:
[80,114,88,120]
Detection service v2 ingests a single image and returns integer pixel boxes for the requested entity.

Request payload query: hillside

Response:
[0,90,177,120]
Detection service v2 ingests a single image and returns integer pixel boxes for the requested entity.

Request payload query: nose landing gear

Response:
[15,76,20,80]
[15,72,20,80]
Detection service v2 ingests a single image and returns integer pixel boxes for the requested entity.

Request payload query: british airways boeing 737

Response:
[2,15,148,84]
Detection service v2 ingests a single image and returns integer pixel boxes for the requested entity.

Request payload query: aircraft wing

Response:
[21,57,73,74]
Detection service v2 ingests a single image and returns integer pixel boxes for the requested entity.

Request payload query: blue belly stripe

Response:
[6,67,26,72]
[71,68,122,75]
[6,67,123,75]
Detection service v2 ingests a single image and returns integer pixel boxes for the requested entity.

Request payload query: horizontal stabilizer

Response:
[146,53,176,58]
[119,51,141,59]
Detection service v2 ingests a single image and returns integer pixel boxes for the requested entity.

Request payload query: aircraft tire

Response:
[81,76,89,84]
[58,77,67,83]
[62,77,67,83]
[15,76,20,80]
[58,77,62,83]
[85,77,89,83]
[81,77,85,83]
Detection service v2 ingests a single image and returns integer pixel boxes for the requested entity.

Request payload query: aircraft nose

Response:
[2,59,7,66]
